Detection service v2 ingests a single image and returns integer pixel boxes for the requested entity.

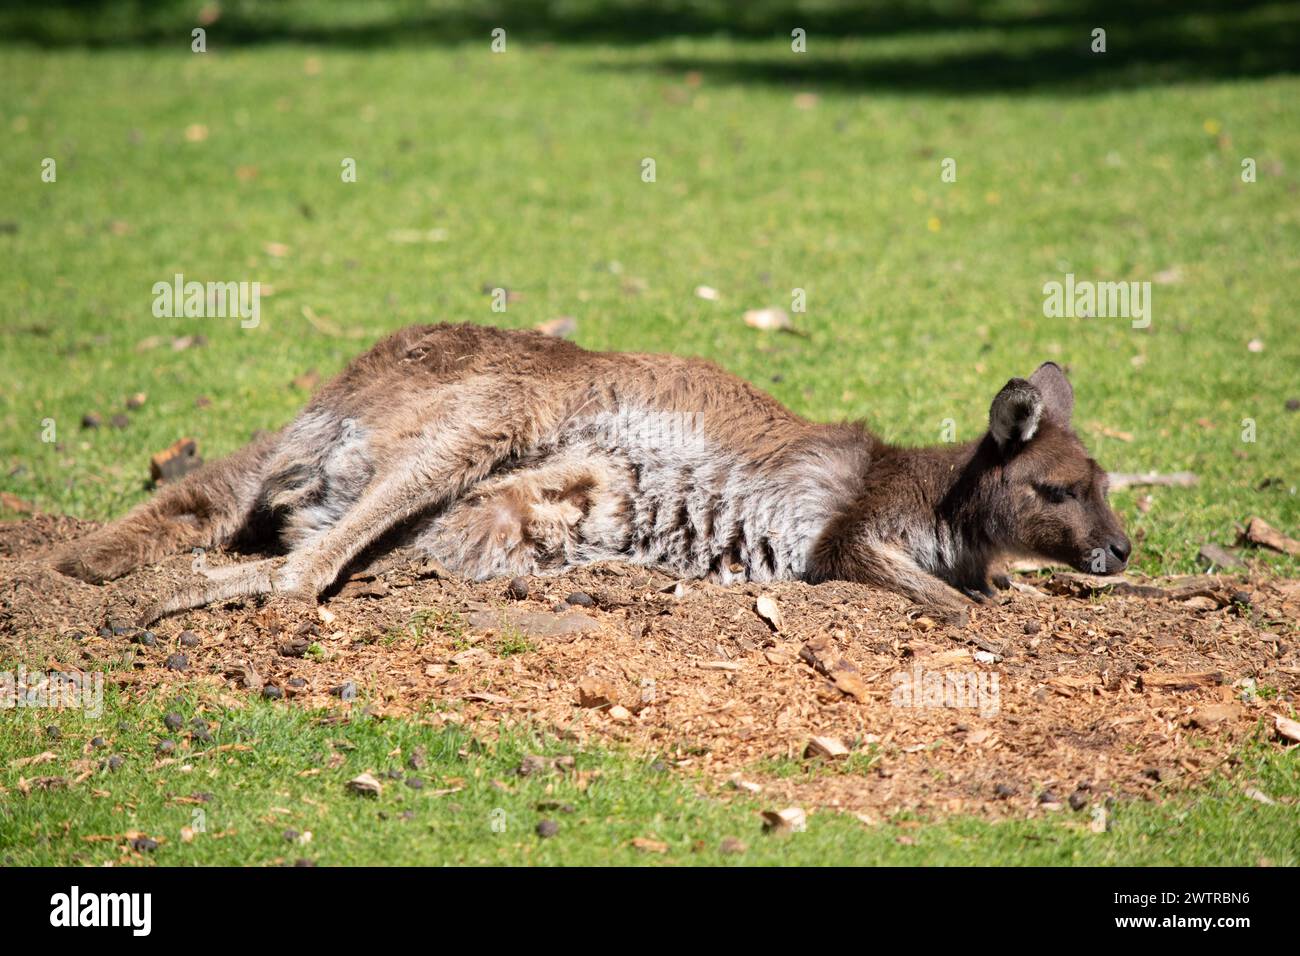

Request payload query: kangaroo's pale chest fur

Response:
[413,405,865,583]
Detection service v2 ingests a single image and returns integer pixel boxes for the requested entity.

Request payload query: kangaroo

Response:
[48,322,1130,625]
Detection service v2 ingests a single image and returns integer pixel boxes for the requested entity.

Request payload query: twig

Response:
[1107,471,1198,491]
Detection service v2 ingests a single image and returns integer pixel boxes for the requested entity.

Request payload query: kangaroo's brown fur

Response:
[48,323,1130,625]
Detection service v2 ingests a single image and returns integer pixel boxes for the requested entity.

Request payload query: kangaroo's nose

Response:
[1108,537,1131,565]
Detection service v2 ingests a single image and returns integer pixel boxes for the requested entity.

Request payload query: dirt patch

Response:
[3,514,1297,820]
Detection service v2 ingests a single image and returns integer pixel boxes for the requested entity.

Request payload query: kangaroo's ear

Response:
[1029,361,1073,426]
[989,378,1043,449]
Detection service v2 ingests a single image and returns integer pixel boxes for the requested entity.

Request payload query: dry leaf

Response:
[755,594,783,632]
[577,676,619,709]
[631,836,668,854]
[462,691,511,705]
[346,772,382,797]
[1197,543,1244,570]
[761,807,807,833]
[0,492,34,514]
[1274,713,1300,744]
[1241,517,1300,557]
[10,751,57,769]
[804,736,849,759]
[291,368,320,391]
[149,438,202,485]
[743,307,791,332]
[1088,422,1134,442]
[534,316,577,338]
[388,228,448,244]
[799,636,870,703]
[450,648,488,667]
[1140,671,1223,691]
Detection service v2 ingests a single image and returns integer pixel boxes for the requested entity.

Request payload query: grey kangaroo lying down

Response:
[50,322,1130,625]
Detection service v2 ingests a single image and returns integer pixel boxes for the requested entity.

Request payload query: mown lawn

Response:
[2,5,1298,575]
[1,2,1297,864]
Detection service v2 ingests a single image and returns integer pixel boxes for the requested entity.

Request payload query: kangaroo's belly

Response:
[415,409,836,583]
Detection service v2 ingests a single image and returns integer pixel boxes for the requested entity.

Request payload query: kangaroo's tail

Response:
[50,429,281,584]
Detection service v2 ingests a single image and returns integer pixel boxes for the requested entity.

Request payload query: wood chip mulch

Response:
[2,515,1297,820]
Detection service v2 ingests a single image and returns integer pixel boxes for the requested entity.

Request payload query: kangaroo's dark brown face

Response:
[1004,424,1129,573]
[988,363,1131,574]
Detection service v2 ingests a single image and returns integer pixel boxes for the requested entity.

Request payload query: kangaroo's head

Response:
[986,362,1130,574]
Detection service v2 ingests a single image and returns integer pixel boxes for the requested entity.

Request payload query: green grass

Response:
[2,687,1296,866]
[757,747,883,778]
[1,2,1298,865]
[1,4,1298,575]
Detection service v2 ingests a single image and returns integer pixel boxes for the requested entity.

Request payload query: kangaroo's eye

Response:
[1037,483,1073,504]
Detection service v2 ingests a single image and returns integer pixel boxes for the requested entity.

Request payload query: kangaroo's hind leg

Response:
[143,396,545,622]
[139,469,437,625]
[51,430,281,584]
[140,557,283,626]
[273,391,554,600]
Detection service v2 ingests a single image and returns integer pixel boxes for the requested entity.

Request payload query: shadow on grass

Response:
[2,0,1298,95]
[608,6,1300,95]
